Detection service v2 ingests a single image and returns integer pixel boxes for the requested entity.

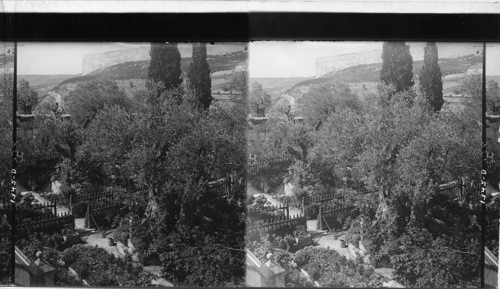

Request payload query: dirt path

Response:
[314,232,356,260]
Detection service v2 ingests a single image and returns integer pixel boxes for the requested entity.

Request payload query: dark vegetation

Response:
[248,42,481,288]
[11,43,247,287]
[0,72,13,284]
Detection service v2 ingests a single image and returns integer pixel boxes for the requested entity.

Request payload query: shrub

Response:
[114,219,130,245]
[72,201,87,218]
[61,245,152,286]
[59,184,76,199]
[304,204,319,220]
[62,247,79,265]
[390,221,479,288]
[291,246,378,287]
[43,193,68,206]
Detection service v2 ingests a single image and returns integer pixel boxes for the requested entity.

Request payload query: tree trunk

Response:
[373,188,389,226]
[144,186,158,221]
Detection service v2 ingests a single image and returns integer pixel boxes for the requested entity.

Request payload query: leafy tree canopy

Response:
[148,42,183,92]
[419,42,444,112]
[249,82,272,117]
[187,43,212,110]
[380,42,414,94]
[64,79,132,125]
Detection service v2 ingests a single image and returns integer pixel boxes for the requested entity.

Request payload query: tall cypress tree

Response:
[380,42,414,93]
[148,42,182,91]
[187,43,212,110]
[419,42,444,112]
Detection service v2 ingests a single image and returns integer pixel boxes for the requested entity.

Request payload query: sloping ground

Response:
[292,54,482,89]
[59,50,247,86]
[250,77,308,95]
[19,74,74,89]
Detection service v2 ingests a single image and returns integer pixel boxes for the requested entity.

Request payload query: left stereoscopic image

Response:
[0,42,248,287]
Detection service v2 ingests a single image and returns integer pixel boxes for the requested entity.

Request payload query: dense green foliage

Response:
[419,42,444,112]
[11,43,247,287]
[17,79,38,114]
[64,79,132,125]
[61,245,152,286]
[147,42,183,91]
[0,73,13,182]
[487,79,500,114]
[0,73,13,284]
[0,214,11,284]
[380,42,414,93]
[298,82,362,127]
[249,82,272,117]
[15,45,247,286]
[187,43,212,110]
[293,247,380,287]
[249,68,481,287]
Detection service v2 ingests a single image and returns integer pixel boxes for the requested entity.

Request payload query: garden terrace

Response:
[317,202,357,231]
[247,155,293,178]
[247,213,306,243]
[437,179,481,203]
[16,211,74,237]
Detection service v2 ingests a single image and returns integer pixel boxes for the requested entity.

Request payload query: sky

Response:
[6,41,500,77]
[249,41,500,78]
[16,42,149,75]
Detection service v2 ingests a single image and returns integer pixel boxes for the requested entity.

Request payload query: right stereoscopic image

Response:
[246,41,499,288]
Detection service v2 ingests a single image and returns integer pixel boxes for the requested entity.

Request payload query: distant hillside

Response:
[263,54,485,115]
[293,54,482,89]
[33,50,247,109]
[60,50,247,86]
[19,74,74,96]
[488,76,500,84]
[250,77,308,96]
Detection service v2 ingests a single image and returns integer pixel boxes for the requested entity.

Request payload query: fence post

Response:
[84,204,90,229]
[318,205,322,230]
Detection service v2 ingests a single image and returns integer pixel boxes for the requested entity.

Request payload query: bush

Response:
[72,201,87,218]
[61,245,152,286]
[43,193,68,206]
[305,204,319,220]
[62,247,79,265]
[291,246,378,287]
[114,219,130,245]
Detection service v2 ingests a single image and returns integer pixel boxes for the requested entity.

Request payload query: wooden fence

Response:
[207,178,233,197]
[437,179,481,202]
[317,202,356,231]
[19,201,57,215]
[247,155,293,177]
[247,214,306,243]
[16,211,74,235]
[1,201,59,224]
[302,192,338,207]
[71,191,115,204]
[248,203,290,218]
[85,198,124,229]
